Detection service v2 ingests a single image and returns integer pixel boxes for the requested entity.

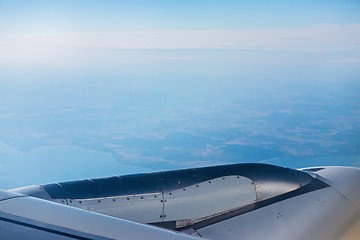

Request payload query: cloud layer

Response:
[1,24,360,66]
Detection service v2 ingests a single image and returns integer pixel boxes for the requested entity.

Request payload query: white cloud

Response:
[113,148,168,164]
[31,133,49,139]
[0,24,359,66]
[224,139,249,145]
[191,144,223,157]
[325,58,360,63]
[0,113,15,119]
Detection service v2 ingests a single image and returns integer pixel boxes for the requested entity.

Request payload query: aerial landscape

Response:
[0,1,359,189]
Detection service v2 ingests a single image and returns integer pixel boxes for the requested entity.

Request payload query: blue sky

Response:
[0,1,359,77]
[0,0,359,92]
[0,1,360,188]
[1,0,360,31]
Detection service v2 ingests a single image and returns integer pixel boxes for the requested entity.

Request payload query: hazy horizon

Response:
[1,1,359,189]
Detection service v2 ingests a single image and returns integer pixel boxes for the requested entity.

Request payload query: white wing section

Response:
[10,163,313,230]
[163,176,256,227]
[0,189,201,240]
[7,164,360,240]
[312,166,360,204]
[197,187,349,240]
[195,167,360,240]
[68,193,164,224]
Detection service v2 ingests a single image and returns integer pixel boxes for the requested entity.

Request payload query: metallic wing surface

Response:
[5,163,360,239]
[0,190,201,240]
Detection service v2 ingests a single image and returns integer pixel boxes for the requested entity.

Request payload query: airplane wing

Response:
[0,189,201,239]
[5,163,360,239]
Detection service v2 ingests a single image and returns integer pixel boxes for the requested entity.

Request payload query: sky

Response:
[0,0,359,73]
[0,1,360,188]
